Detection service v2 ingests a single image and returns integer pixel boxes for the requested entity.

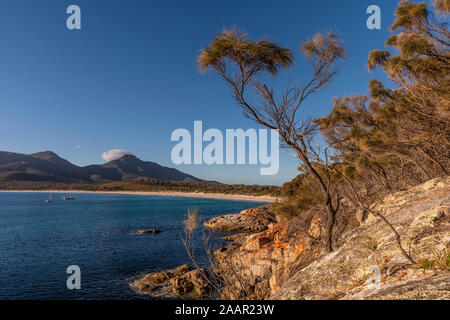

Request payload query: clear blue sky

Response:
[0,0,418,185]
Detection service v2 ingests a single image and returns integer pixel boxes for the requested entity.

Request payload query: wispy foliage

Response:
[198,28,293,76]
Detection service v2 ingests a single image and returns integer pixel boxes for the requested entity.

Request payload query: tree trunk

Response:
[293,146,338,252]
[323,198,337,252]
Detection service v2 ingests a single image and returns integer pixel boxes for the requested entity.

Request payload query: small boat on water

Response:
[45,194,52,203]
[63,185,75,200]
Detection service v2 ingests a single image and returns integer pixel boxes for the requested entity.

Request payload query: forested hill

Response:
[0,151,214,184]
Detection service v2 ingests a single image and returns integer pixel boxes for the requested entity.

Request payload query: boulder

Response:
[133,282,162,293]
[132,264,193,294]
[132,264,213,297]
[204,206,276,232]
[141,264,193,284]
[170,268,213,297]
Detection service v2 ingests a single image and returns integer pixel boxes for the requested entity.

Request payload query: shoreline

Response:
[0,189,278,203]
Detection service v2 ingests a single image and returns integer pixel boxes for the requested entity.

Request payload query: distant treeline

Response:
[0,178,281,196]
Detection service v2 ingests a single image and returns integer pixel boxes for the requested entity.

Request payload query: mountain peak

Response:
[120,154,138,160]
[0,150,208,184]
[31,151,62,161]
[112,154,142,163]
[32,151,58,156]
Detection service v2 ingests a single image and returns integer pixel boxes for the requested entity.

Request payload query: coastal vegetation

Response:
[0,178,280,196]
[198,0,449,259]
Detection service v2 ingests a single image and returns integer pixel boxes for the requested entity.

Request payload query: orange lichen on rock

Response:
[244,233,275,251]
[293,243,307,260]
[273,239,289,250]
[253,245,272,255]
[258,236,272,247]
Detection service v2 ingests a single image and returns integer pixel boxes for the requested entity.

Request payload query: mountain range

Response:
[0,151,212,184]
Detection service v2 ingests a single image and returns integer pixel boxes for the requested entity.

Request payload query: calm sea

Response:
[0,192,264,299]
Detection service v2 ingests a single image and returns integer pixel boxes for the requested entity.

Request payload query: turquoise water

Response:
[0,192,264,299]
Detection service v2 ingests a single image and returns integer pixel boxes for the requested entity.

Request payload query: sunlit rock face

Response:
[205,177,449,300]
[271,177,449,300]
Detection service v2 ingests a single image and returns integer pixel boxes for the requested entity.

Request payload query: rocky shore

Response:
[204,206,276,232]
[132,177,449,300]
[132,264,213,298]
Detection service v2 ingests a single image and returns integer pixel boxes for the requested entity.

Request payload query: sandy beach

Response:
[0,190,279,203]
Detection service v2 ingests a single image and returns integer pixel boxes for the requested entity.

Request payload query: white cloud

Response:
[74,145,83,149]
[101,149,133,161]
